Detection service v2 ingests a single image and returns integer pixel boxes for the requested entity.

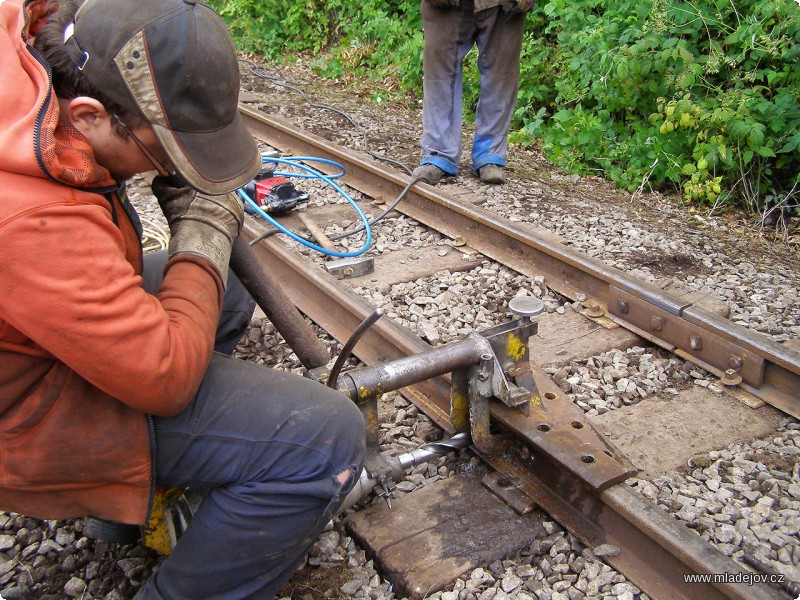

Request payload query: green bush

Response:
[515,0,800,213]
[211,0,800,214]
[209,0,424,92]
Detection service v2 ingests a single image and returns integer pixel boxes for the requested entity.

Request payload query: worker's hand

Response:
[424,0,459,8]
[502,0,535,14]
[151,175,244,288]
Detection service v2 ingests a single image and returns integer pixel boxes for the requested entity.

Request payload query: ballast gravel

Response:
[2,64,799,598]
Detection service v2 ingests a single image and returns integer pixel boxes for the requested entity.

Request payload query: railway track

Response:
[237,104,800,600]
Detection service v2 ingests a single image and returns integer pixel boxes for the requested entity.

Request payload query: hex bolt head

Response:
[585,301,605,318]
[689,336,702,350]
[617,300,629,314]
[721,368,743,386]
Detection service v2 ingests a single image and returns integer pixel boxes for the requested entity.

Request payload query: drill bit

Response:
[396,432,471,470]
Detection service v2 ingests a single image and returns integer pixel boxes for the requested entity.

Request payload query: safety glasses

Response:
[113,115,176,177]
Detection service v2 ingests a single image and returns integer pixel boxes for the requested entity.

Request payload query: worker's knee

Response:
[326,392,366,434]
[325,394,367,472]
[335,468,352,486]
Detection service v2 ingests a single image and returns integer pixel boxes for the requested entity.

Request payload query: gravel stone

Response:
[63,576,86,597]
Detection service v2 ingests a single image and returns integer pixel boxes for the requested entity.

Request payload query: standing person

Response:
[0,0,366,597]
[412,0,534,185]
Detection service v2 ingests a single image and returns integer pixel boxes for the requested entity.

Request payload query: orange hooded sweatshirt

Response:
[0,0,224,524]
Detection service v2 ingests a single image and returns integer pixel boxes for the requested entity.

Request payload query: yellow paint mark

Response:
[142,487,184,555]
[451,391,469,430]
[358,384,383,401]
[506,334,526,362]
[530,395,542,407]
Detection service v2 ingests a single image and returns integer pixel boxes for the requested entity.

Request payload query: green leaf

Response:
[755,146,776,158]
[747,127,765,149]
[778,134,800,154]
[729,121,751,139]
[552,110,575,123]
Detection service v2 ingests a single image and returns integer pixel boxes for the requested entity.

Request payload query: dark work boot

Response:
[478,164,505,184]
[412,164,448,185]
[84,516,141,544]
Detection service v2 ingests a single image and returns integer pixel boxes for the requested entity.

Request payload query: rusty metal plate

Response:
[324,256,375,279]
[609,286,765,387]
[482,449,786,600]
[492,360,638,491]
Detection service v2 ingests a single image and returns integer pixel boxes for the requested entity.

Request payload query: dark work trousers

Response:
[419,0,526,175]
[135,252,366,599]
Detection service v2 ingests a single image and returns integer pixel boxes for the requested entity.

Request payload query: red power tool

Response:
[242,169,309,215]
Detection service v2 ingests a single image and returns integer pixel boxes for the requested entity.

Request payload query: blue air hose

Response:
[237,155,372,258]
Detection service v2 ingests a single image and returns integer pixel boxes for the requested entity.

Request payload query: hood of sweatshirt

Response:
[0,0,115,190]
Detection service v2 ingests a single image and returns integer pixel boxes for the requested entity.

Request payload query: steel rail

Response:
[240,220,788,600]
[240,104,800,418]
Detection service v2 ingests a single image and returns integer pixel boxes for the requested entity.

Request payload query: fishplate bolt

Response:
[728,355,743,371]
[585,301,604,318]
[617,300,629,314]
[720,368,743,386]
[689,336,702,351]
[650,316,664,331]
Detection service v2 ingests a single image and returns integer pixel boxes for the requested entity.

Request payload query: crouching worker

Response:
[0,0,366,597]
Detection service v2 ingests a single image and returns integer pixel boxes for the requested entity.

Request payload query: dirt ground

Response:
[280,565,355,599]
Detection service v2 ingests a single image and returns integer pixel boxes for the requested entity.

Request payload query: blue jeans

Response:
[135,253,366,599]
[419,0,525,174]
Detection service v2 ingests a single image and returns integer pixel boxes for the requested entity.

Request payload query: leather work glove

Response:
[425,0,459,8]
[151,174,244,288]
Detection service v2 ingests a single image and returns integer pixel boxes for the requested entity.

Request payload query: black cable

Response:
[248,227,280,246]
[327,308,384,389]
[327,176,426,242]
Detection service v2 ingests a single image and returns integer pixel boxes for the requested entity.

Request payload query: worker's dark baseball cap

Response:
[63,0,260,194]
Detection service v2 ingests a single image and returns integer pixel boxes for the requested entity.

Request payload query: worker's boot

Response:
[412,164,447,185]
[84,516,141,544]
[478,164,505,185]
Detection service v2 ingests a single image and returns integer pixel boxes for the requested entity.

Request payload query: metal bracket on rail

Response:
[453,298,543,454]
